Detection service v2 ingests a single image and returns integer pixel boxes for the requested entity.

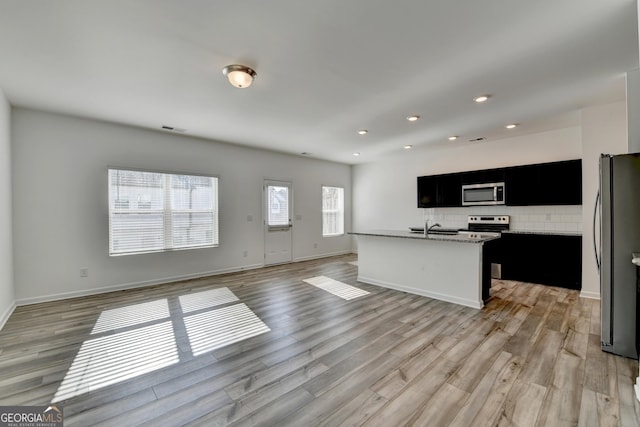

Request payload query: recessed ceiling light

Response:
[404,145,413,149]
[448,136,458,141]
[357,129,368,135]
[474,95,490,103]
[505,123,518,129]
[353,152,361,156]
[406,115,420,122]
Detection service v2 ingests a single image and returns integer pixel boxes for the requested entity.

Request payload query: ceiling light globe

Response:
[223,65,257,89]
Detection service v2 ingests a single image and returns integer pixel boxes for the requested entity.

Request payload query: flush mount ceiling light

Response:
[353,152,361,156]
[505,123,518,129]
[406,115,420,122]
[404,145,413,149]
[357,129,368,135]
[222,64,257,88]
[448,136,458,141]
[474,95,490,103]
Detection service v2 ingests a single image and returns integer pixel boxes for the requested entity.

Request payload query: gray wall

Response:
[0,89,14,328]
[11,108,352,304]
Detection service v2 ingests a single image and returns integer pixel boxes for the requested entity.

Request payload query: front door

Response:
[264,180,293,265]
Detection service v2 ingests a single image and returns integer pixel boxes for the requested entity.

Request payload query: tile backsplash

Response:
[422,205,583,233]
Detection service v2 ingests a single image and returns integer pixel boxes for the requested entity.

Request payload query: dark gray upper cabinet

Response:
[417,173,461,208]
[417,159,582,208]
[505,159,582,206]
[436,173,462,207]
[461,168,505,185]
[417,175,438,208]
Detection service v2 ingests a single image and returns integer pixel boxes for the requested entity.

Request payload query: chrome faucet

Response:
[427,223,442,233]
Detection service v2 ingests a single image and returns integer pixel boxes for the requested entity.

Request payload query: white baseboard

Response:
[294,250,353,263]
[579,290,600,300]
[15,251,359,307]
[0,300,16,331]
[357,275,483,309]
[16,263,264,306]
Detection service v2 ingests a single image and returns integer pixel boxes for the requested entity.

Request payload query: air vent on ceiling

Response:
[469,137,485,142]
[161,125,187,133]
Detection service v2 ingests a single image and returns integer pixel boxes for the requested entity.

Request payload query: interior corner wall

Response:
[11,108,352,304]
[626,69,640,153]
[0,88,15,329]
[580,100,628,299]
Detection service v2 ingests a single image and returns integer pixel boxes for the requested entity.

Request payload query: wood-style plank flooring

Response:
[0,254,639,426]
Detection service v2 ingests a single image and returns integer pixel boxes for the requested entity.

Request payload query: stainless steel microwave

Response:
[462,182,505,206]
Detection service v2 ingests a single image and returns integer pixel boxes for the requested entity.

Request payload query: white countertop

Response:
[350,230,499,244]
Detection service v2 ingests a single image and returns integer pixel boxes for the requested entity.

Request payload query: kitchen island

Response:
[351,230,500,309]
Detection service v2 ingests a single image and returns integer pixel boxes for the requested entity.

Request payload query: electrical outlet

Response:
[314,242,318,249]
[80,268,88,278]
[243,250,248,258]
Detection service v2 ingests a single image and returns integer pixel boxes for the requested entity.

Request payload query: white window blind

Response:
[267,184,290,229]
[109,169,218,255]
[322,186,344,236]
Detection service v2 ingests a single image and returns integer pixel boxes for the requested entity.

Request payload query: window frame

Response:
[108,167,219,256]
[321,185,345,237]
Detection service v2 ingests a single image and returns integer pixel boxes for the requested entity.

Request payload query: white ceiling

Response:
[0,0,637,164]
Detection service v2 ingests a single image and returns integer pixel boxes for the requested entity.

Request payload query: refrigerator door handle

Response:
[593,190,600,272]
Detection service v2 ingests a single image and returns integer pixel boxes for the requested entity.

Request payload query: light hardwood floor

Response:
[0,254,639,426]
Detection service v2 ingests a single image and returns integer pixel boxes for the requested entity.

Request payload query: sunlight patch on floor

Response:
[91,299,170,334]
[349,261,358,266]
[53,322,179,402]
[179,287,239,313]
[184,303,271,356]
[303,276,369,300]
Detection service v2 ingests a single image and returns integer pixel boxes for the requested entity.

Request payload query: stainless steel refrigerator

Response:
[596,153,640,359]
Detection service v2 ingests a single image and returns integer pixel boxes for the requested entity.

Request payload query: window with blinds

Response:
[322,186,344,237]
[266,184,290,229]
[108,169,219,255]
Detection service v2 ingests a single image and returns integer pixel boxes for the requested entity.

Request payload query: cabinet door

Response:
[437,173,462,207]
[505,164,539,206]
[461,168,505,185]
[505,159,581,206]
[499,233,582,290]
[537,160,582,205]
[417,176,438,208]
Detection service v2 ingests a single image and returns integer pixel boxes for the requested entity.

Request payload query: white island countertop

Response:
[350,230,499,244]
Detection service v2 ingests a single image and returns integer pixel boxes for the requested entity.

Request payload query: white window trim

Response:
[322,185,345,237]
[108,168,219,256]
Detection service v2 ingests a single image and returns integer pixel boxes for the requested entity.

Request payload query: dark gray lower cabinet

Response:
[491,233,582,290]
